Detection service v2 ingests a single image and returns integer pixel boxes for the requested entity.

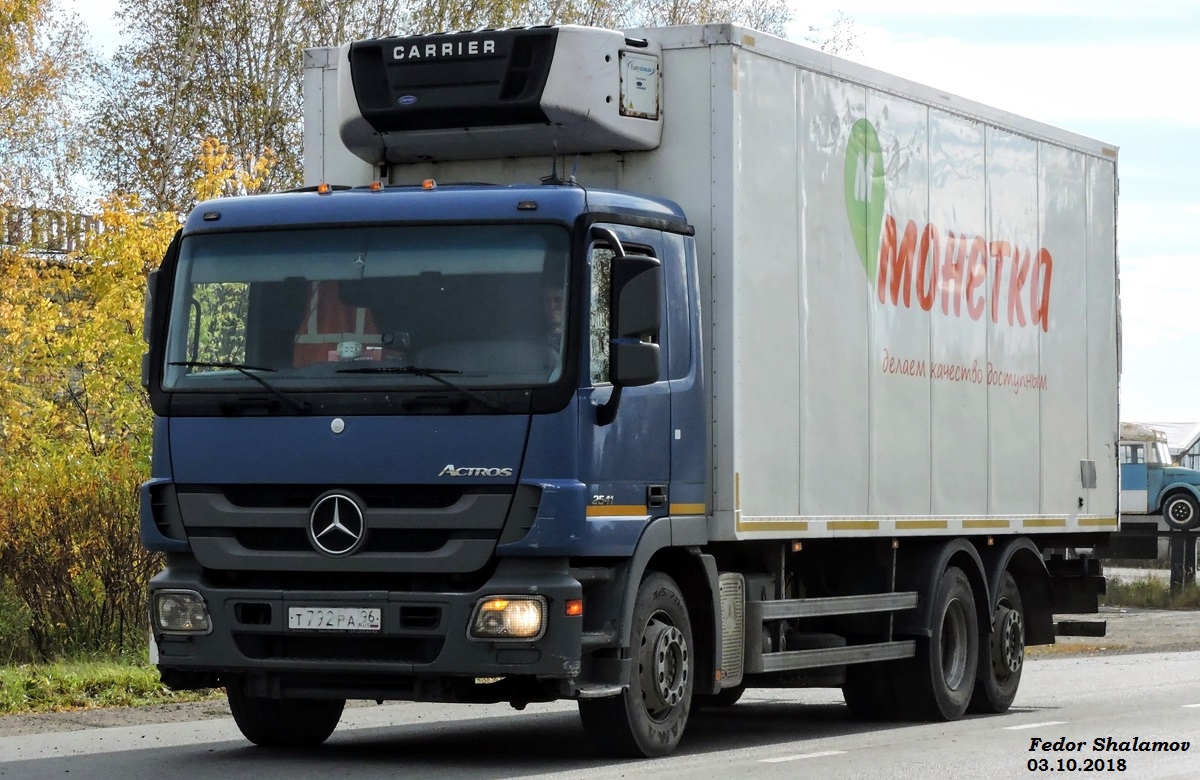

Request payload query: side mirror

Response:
[144,269,161,345]
[142,270,162,390]
[612,254,662,339]
[610,254,662,387]
[612,341,660,386]
[144,229,181,396]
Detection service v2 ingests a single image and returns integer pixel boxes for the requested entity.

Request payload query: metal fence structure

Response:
[1105,521,1198,592]
[1,206,101,254]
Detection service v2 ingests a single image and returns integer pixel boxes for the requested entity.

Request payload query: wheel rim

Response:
[1168,498,1195,526]
[638,612,690,720]
[940,599,969,691]
[994,604,1025,676]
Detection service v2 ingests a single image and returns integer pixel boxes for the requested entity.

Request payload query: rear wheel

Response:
[226,683,344,747]
[579,572,694,757]
[1163,493,1200,530]
[901,566,979,721]
[969,572,1025,713]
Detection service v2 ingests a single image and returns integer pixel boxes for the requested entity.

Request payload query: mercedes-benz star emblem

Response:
[308,492,366,556]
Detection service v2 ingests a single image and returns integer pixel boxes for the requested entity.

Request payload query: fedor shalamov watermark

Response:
[1024,735,1191,773]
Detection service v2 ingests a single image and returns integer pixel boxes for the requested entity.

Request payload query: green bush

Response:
[1102,577,1200,609]
[0,578,34,663]
[0,457,160,661]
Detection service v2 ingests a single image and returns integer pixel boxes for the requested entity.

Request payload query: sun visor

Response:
[338,26,663,164]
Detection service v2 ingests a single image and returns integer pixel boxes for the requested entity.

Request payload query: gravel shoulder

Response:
[3,606,1197,738]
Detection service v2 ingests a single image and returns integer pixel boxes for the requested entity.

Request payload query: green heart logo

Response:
[844,119,886,282]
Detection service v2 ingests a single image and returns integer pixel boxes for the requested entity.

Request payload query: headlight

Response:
[469,595,546,640]
[153,590,212,635]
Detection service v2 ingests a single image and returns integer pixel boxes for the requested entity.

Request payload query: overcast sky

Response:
[65,0,1198,422]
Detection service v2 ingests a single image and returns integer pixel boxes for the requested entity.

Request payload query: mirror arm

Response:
[595,385,622,426]
[590,227,626,259]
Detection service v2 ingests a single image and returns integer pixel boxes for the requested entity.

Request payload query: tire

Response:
[1162,493,1200,531]
[226,683,345,747]
[968,572,1025,714]
[579,572,694,757]
[900,566,979,721]
[842,661,904,721]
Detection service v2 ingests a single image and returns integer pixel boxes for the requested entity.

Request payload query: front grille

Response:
[399,605,441,630]
[203,484,473,509]
[204,565,495,592]
[194,527,487,554]
[235,633,443,664]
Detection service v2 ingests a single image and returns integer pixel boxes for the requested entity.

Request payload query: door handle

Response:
[647,484,667,509]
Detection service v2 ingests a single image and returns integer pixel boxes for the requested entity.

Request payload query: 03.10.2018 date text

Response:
[1028,758,1126,772]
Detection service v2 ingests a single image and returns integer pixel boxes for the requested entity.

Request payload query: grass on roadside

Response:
[0,660,221,716]
[1102,576,1200,609]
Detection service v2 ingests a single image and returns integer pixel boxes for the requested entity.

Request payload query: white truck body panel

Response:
[303,24,1120,542]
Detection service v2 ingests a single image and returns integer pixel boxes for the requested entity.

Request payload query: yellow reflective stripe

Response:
[963,519,1010,529]
[896,519,949,530]
[585,504,707,517]
[737,519,809,532]
[1023,518,1067,528]
[585,505,646,517]
[1079,517,1118,527]
[827,520,880,531]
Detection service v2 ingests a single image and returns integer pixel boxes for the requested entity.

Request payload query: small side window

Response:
[1120,444,1145,465]
[589,246,614,385]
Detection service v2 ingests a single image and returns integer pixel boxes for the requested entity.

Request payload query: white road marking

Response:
[1004,720,1068,730]
[761,750,846,763]
[1184,704,1200,708]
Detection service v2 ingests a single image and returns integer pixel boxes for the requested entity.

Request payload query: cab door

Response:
[1119,442,1150,513]
[577,224,671,545]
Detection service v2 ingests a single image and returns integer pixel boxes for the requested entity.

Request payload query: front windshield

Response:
[163,224,570,391]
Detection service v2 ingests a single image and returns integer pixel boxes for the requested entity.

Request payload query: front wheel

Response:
[579,572,694,758]
[1162,493,1200,530]
[226,683,344,747]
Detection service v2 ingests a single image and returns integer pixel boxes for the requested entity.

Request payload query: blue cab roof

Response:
[182,184,688,235]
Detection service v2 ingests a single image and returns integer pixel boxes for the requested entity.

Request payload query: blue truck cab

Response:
[141,181,709,751]
[1118,422,1200,530]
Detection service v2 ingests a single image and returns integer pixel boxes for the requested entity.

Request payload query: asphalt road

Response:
[2,651,1198,779]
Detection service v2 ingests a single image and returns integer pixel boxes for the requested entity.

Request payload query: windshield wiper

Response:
[170,361,311,414]
[337,364,502,412]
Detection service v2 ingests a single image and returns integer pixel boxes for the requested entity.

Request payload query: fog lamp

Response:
[469,596,546,640]
[153,590,212,635]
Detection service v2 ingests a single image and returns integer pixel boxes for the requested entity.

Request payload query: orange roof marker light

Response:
[422,179,437,190]
[368,181,383,191]
[316,182,332,195]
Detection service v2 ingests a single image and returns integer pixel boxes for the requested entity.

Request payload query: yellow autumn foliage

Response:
[0,140,274,660]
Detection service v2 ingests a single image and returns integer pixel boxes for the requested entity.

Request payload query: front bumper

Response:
[151,557,584,698]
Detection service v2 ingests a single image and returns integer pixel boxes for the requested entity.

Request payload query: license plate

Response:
[288,606,381,632]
